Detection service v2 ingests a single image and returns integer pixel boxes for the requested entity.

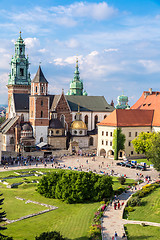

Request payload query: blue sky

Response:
[1,0,160,106]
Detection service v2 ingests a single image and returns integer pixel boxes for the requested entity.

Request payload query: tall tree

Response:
[113,128,126,160]
[132,132,154,156]
[146,132,160,171]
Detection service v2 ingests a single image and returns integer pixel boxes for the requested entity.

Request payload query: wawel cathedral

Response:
[0,32,114,153]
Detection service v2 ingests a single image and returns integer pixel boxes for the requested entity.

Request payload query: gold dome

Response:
[71,120,87,130]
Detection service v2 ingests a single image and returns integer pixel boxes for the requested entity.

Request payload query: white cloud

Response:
[104,48,118,52]
[38,48,47,53]
[138,59,160,73]
[25,38,40,48]
[65,38,79,48]
[88,51,99,56]
[54,58,64,66]
[51,2,117,21]
[0,73,8,93]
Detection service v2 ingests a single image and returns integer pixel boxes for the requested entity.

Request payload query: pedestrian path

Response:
[101,182,160,240]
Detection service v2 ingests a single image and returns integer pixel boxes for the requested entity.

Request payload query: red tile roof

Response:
[131,91,160,126]
[98,109,154,127]
[131,91,160,110]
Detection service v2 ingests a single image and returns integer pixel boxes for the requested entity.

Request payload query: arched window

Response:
[94,115,98,129]
[41,86,43,93]
[60,115,65,127]
[21,114,24,122]
[20,48,22,54]
[104,115,107,119]
[40,137,43,143]
[35,86,37,93]
[41,100,43,106]
[41,111,43,118]
[85,115,88,127]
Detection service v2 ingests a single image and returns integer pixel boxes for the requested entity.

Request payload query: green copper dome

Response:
[67,58,88,96]
[115,93,130,109]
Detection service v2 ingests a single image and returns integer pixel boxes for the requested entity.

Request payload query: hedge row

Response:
[37,170,113,203]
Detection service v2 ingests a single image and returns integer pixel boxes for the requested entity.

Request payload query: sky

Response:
[1,0,160,106]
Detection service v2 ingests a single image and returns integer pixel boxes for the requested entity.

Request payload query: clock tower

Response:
[7,32,31,118]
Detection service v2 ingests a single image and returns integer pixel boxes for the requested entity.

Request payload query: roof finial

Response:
[78,103,80,112]
[39,61,41,66]
[76,55,78,68]
[19,30,21,38]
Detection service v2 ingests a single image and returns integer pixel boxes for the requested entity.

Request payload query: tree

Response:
[146,132,160,171]
[132,132,154,156]
[113,128,126,160]
[0,193,13,240]
[35,231,65,240]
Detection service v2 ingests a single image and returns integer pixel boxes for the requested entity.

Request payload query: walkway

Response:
[101,182,160,240]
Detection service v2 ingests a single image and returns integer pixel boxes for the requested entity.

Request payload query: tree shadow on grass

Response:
[128,236,153,240]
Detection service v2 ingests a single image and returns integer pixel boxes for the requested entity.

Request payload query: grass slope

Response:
[125,224,160,240]
[127,188,160,223]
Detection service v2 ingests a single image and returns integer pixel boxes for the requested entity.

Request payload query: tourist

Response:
[114,202,117,210]
[122,233,126,238]
[114,231,118,240]
[118,202,120,209]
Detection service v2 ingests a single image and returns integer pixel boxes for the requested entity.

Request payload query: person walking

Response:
[114,231,118,240]
[118,202,120,209]
[114,202,117,210]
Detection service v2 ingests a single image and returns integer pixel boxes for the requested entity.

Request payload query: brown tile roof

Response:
[98,109,154,127]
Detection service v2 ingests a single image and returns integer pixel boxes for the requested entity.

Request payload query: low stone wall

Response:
[6,197,58,224]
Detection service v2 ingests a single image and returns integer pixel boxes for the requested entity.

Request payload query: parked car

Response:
[125,163,136,168]
[136,165,146,171]
[116,162,126,166]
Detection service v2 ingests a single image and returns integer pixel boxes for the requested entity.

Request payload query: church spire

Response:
[66,57,87,96]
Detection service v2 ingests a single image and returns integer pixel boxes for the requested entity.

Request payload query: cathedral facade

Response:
[0,33,114,153]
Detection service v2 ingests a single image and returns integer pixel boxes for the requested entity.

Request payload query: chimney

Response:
[149,88,152,95]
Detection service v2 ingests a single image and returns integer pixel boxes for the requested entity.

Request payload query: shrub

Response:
[125,206,134,212]
[37,170,113,203]
[35,231,65,240]
[127,196,141,207]
[118,176,126,185]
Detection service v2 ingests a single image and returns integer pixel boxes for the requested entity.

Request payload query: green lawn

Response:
[112,177,135,190]
[126,188,160,223]
[125,224,160,240]
[0,169,135,240]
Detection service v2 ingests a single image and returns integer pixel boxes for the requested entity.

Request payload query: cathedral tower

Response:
[29,66,49,144]
[67,59,87,96]
[7,32,31,117]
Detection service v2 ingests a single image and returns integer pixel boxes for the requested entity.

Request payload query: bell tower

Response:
[29,66,49,144]
[7,31,31,118]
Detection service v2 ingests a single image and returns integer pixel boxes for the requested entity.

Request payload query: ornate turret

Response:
[115,93,130,109]
[8,31,31,86]
[70,106,87,136]
[67,58,88,96]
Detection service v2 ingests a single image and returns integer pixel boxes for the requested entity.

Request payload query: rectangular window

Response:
[110,132,112,137]
[135,132,138,137]
[102,131,104,136]
[128,141,131,147]
[20,68,24,76]
[129,132,131,137]
[102,140,104,145]
[131,151,133,155]
[106,141,108,145]
[110,141,112,146]
[106,132,108,136]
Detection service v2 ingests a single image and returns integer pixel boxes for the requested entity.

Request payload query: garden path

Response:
[101,181,160,240]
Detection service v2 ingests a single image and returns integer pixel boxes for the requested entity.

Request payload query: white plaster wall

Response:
[97,125,151,157]
[33,126,48,144]
[152,126,160,132]
[71,111,112,131]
